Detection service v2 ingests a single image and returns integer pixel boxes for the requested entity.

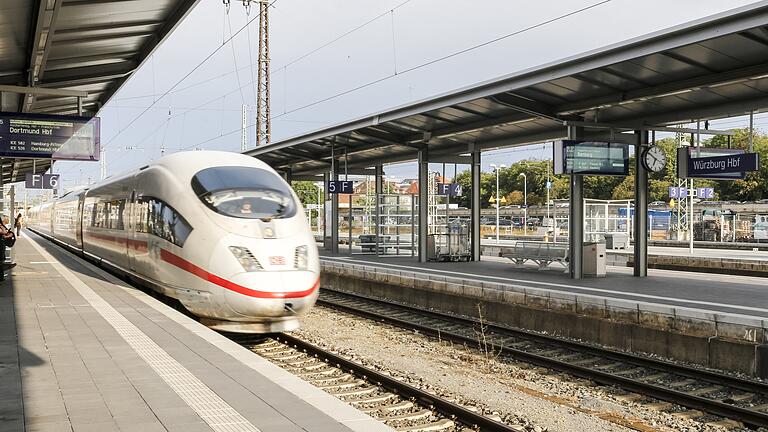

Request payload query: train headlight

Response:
[229,246,263,272]
[294,245,308,270]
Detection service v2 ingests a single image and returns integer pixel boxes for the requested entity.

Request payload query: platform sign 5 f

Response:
[25,173,59,189]
[327,180,354,194]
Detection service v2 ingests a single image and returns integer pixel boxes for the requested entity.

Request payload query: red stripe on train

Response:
[84,230,317,299]
[159,249,319,299]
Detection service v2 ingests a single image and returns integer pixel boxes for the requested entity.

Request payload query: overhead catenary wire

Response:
[99,0,280,153]
[110,0,416,104]
[177,0,616,152]
[227,12,247,105]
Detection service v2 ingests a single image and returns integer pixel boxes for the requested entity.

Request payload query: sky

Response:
[45,0,768,192]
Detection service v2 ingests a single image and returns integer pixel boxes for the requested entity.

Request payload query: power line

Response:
[110,1,416,104]
[274,0,613,118]
[100,0,280,153]
[71,0,611,179]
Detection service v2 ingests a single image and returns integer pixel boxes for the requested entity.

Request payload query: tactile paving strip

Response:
[29,239,261,432]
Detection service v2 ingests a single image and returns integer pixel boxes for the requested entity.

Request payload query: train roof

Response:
[88,151,278,193]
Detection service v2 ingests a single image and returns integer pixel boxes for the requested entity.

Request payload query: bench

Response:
[503,241,569,271]
[358,234,392,253]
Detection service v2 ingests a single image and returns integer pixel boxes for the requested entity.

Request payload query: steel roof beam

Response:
[556,62,768,115]
[23,0,64,112]
[404,110,536,144]
[53,30,155,45]
[55,19,163,35]
[620,94,768,125]
[0,84,86,97]
[40,61,137,87]
[46,51,137,68]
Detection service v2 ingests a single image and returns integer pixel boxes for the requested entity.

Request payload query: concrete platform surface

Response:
[0,233,391,432]
[320,252,768,319]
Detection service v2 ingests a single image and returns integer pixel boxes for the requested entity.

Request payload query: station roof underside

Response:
[0,0,199,184]
[248,2,768,177]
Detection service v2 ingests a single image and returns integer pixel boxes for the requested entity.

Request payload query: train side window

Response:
[138,197,192,247]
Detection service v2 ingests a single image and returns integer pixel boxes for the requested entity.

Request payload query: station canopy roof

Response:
[0,0,199,184]
[248,1,768,177]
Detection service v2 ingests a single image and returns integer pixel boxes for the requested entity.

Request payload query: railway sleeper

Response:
[319,379,367,391]
[395,418,455,432]
[311,374,356,385]
[295,367,337,377]
[361,400,414,414]
[284,358,324,368]
[347,392,398,405]
[271,353,305,361]
[333,386,380,398]
[381,409,433,423]
[688,386,724,396]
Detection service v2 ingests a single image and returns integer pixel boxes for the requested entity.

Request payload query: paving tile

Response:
[72,421,119,432]
[8,237,367,432]
[26,420,73,432]
[116,420,168,432]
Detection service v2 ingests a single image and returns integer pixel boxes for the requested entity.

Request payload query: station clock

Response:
[641,146,667,173]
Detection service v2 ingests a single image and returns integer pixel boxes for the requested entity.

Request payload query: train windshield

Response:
[191,166,296,220]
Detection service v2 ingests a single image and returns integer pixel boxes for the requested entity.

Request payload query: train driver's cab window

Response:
[191,166,296,220]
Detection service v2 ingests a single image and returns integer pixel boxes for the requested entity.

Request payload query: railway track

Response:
[317,288,768,430]
[232,334,528,432]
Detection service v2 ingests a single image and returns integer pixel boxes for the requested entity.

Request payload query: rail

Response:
[318,288,768,429]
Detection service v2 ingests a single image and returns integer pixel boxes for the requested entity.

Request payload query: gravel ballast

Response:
[295,305,748,432]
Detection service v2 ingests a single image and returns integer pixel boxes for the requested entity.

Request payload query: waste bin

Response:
[604,232,629,250]
[582,242,606,277]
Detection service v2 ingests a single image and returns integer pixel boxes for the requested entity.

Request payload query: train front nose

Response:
[223,270,319,318]
[211,234,320,324]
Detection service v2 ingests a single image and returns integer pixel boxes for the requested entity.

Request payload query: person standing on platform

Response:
[14,213,22,237]
[0,218,17,272]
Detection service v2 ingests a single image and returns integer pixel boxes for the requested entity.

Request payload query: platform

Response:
[319,251,768,376]
[0,232,391,432]
[320,252,768,318]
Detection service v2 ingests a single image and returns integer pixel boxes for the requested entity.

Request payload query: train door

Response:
[127,189,138,271]
[76,193,85,249]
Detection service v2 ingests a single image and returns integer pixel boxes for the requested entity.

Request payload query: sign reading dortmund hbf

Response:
[0,111,100,161]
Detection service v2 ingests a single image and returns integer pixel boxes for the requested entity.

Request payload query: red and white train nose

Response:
[200,234,319,332]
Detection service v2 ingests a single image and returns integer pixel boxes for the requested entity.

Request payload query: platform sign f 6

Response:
[25,173,59,190]
[327,180,354,194]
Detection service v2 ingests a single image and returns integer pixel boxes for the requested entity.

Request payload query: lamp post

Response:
[519,172,527,236]
[490,164,506,244]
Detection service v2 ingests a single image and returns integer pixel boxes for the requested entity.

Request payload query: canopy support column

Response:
[471,148,481,261]
[634,130,649,277]
[323,172,330,251]
[331,164,339,254]
[568,126,584,279]
[418,148,429,262]
[375,165,383,256]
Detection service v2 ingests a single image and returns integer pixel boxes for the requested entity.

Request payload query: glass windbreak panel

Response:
[191,167,296,220]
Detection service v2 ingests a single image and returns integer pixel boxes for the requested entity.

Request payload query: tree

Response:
[705,128,768,201]
[291,181,320,205]
[505,190,524,205]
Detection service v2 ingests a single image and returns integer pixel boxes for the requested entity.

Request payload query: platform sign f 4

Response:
[438,183,462,196]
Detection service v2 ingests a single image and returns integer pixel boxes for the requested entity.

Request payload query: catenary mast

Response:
[228,0,271,150]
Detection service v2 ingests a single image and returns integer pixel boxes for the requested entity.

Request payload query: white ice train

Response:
[27,151,319,333]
